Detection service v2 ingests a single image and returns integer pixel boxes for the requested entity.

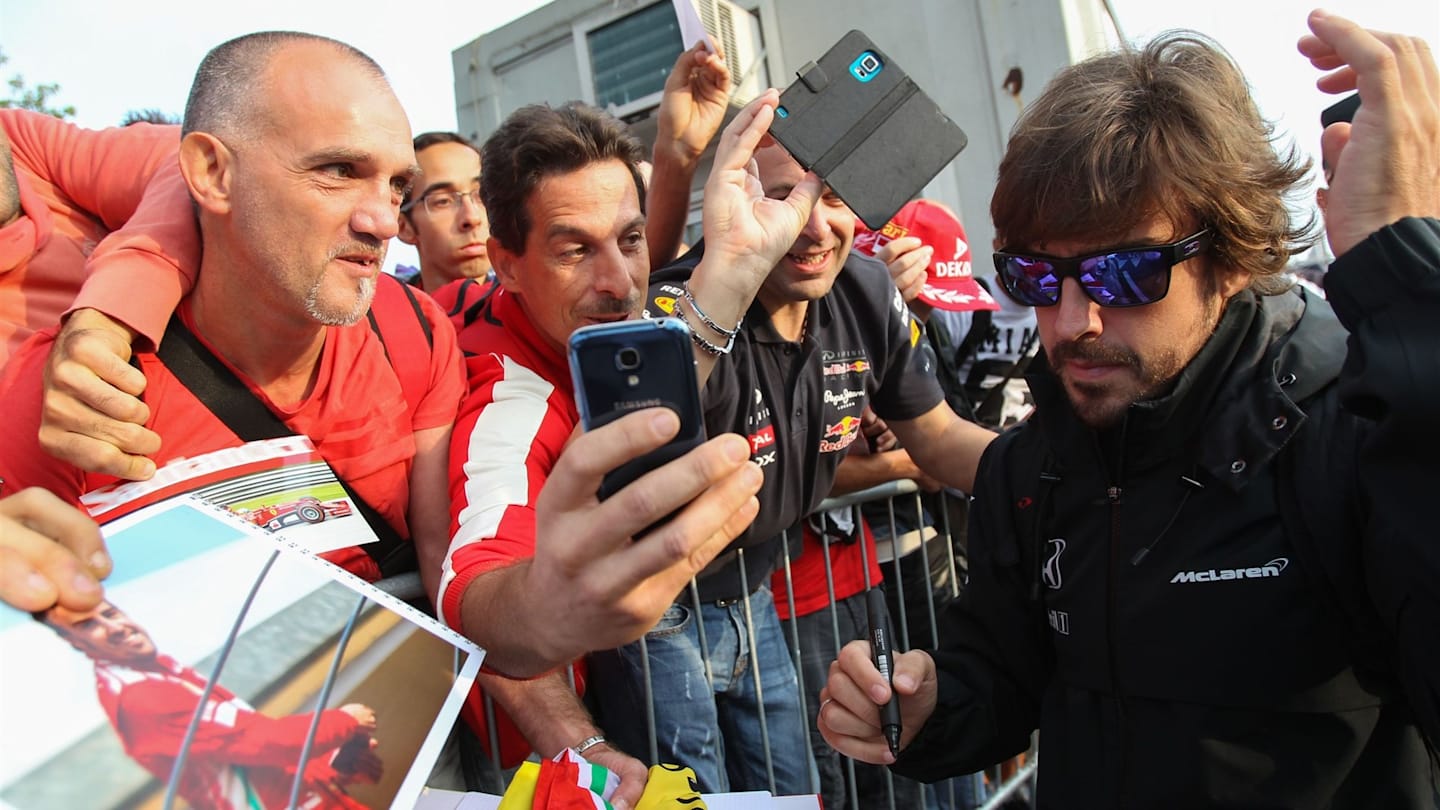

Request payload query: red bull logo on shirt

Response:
[823,360,870,376]
[819,416,863,453]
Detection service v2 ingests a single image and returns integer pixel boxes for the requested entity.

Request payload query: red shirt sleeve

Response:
[0,110,196,349]
[438,353,575,632]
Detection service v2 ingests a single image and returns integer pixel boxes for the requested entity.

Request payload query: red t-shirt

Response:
[770,516,883,621]
[0,291,464,581]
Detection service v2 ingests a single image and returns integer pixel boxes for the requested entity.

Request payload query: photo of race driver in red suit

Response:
[39,600,381,810]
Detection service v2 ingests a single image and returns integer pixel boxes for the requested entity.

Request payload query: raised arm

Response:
[1299,9,1440,746]
[680,93,822,387]
[646,42,731,269]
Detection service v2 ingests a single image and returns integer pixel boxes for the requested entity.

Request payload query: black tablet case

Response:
[769,30,968,229]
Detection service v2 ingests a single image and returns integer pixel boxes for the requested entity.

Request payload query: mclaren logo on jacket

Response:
[1170,558,1289,584]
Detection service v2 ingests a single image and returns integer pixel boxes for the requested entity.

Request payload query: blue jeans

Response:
[589,585,813,794]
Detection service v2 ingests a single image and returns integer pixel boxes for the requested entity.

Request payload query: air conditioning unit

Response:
[585,0,768,122]
[695,0,767,106]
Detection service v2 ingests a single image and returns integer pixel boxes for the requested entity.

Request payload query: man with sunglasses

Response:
[819,11,1440,807]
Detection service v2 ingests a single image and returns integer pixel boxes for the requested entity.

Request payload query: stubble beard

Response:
[306,273,377,326]
[1056,296,1221,430]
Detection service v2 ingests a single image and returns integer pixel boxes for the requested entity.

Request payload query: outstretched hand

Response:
[522,409,762,668]
[699,90,824,297]
[1299,9,1439,256]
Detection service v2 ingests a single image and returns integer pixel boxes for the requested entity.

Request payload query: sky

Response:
[1,0,1436,270]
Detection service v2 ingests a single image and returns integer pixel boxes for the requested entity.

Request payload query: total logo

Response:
[748,425,776,453]
[653,296,677,314]
[822,359,870,376]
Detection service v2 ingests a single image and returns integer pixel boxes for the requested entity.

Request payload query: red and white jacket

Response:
[438,288,579,632]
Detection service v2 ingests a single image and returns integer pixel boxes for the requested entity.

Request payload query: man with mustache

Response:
[818,11,1440,807]
[431,39,815,806]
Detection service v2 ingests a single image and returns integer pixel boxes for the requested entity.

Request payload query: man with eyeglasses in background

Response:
[819,10,1440,807]
[398,132,493,294]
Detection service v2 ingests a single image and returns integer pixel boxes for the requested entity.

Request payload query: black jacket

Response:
[893,218,1440,807]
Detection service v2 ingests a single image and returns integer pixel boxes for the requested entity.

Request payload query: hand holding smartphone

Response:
[569,318,708,503]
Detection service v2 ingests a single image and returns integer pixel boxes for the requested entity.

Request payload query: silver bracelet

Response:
[674,303,734,355]
[574,734,607,756]
[681,283,740,339]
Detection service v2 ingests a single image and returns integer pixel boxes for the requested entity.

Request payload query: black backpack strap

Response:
[924,317,979,423]
[369,277,434,350]
[952,306,994,374]
[448,277,500,332]
[155,315,415,578]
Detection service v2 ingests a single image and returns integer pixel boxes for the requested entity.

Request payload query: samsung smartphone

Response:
[569,318,707,502]
[768,30,968,229]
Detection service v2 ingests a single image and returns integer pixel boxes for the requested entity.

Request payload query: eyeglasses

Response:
[992,229,1212,308]
[402,187,483,216]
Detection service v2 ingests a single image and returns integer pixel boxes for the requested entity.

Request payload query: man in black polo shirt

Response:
[589,135,995,795]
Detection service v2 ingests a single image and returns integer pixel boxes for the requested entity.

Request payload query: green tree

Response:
[121,109,180,127]
[0,47,76,120]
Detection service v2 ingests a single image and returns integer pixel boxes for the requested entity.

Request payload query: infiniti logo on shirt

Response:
[1170,558,1289,584]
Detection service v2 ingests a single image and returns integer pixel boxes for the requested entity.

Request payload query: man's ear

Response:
[489,236,523,294]
[1217,264,1252,300]
[178,132,233,215]
[397,211,419,246]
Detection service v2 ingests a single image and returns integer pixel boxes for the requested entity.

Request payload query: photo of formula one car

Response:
[238,496,354,532]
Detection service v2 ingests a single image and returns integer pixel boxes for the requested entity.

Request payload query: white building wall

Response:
[454,0,1119,267]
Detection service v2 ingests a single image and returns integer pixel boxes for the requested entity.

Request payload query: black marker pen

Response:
[866,587,902,757]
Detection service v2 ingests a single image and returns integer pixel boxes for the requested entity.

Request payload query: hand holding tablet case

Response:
[768,30,968,229]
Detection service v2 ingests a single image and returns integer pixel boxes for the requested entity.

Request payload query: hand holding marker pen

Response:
[866,588,902,757]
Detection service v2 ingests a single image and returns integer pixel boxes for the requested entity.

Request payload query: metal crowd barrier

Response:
[165,482,1038,809]
[452,480,1039,809]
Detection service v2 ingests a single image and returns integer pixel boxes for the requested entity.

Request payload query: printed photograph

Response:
[2,467,480,810]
